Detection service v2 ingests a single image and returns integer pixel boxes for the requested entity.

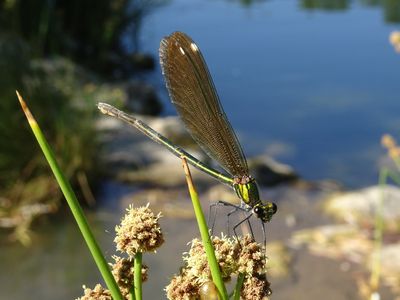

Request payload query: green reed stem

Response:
[16,91,123,300]
[129,288,135,300]
[370,166,400,296]
[134,253,143,300]
[369,168,386,296]
[181,157,228,300]
[233,273,245,300]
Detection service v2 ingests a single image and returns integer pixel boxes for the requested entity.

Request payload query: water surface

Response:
[138,0,400,187]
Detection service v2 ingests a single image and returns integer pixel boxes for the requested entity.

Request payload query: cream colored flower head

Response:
[237,235,267,275]
[165,269,201,300]
[184,235,238,282]
[77,284,111,300]
[115,204,164,256]
[110,255,148,297]
[166,235,272,299]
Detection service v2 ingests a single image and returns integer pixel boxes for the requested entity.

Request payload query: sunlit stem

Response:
[181,157,228,300]
[233,273,245,300]
[134,252,143,300]
[371,166,400,297]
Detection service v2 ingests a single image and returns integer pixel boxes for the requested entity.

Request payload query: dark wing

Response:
[159,31,248,177]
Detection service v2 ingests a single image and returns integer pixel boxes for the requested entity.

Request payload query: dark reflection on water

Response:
[301,0,349,10]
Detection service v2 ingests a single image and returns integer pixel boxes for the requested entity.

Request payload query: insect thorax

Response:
[233,176,260,207]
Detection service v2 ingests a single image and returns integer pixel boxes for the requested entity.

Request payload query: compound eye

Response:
[272,203,278,214]
[253,206,260,214]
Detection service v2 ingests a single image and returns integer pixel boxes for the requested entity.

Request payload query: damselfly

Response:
[98,32,277,245]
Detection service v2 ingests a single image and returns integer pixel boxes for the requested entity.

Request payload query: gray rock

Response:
[325,185,400,227]
[380,243,400,295]
[249,155,298,186]
[381,242,400,274]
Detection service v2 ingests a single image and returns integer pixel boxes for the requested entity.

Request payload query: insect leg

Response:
[233,211,254,243]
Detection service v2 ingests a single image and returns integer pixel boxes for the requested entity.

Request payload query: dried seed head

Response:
[389,31,400,52]
[382,134,396,149]
[381,134,400,160]
[111,255,148,297]
[237,235,267,275]
[115,204,164,256]
[77,284,112,300]
[184,235,237,281]
[166,235,272,299]
[165,270,201,300]
[241,274,272,300]
[183,238,208,280]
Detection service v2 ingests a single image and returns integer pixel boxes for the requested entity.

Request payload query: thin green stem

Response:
[129,289,135,300]
[370,160,400,298]
[381,167,400,186]
[16,91,123,300]
[370,167,388,295]
[129,265,136,300]
[181,157,228,300]
[233,273,245,300]
[129,283,136,300]
[134,253,143,300]
[392,156,400,171]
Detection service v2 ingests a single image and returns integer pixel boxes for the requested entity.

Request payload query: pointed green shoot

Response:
[16,91,123,300]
